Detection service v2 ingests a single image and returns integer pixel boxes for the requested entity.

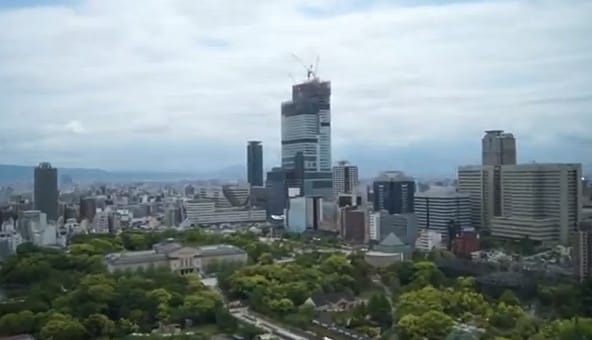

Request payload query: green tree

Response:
[0,310,36,335]
[83,313,115,338]
[498,289,519,306]
[215,308,237,332]
[536,317,592,339]
[368,293,392,328]
[39,314,87,340]
[398,310,454,340]
[258,252,274,265]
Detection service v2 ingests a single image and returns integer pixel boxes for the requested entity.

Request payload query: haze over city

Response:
[0,0,591,177]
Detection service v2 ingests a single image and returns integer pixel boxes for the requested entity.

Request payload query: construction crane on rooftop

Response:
[291,53,320,81]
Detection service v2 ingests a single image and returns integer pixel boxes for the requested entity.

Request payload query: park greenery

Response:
[0,229,284,339]
[2,229,592,339]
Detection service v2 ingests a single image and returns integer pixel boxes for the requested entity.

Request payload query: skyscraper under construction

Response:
[281,75,332,198]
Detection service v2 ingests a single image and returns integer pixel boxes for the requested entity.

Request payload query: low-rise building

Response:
[365,232,410,267]
[415,229,444,252]
[304,291,359,312]
[451,230,480,258]
[104,241,247,274]
[184,200,266,226]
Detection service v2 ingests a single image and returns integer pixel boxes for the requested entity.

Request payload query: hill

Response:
[0,164,245,184]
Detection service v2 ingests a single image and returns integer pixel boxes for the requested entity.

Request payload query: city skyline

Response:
[0,0,591,177]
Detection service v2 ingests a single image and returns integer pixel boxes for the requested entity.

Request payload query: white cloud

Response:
[0,0,590,173]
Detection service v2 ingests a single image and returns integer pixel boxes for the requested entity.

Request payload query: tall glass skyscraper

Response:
[247,141,263,187]
[34,162,58,222]
[281,78,332,198]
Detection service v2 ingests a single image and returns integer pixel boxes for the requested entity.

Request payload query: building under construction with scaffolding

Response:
[281,73,333,199]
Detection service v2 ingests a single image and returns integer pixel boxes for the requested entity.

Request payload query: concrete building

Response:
[104,241,247,274]
[339,207,366,243]
[265,167,288,218]
[184,200,266,226]
[573,221,592,281]
[415,229,444,252]
[369,211,417,245]
[249,186,268,209]
[414,191,472,240]
[379,213,418,246]
[222,185,250,207]
[451,230,480,258]
[458,166,485,230]
[0,226,22,259]
[18,210,46,242]
[281,78,332,198]
[247,141,264,187]
[373,171,415,215]
[365,233,409,267]
[285,196,323,233]
[92,209,111,233]
[34,162,58,222]
[332,161,358,198]
[79,197,97,222]
[336,194,362,208]
[490,163,582,245]
[184,184,196,198]
[368,212,380,242]
[482,130,516,166]
[164,206,182,227]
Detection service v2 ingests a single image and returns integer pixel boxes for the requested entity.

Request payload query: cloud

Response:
[0,0,591,176]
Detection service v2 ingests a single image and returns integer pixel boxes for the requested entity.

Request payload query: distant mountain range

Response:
[0,164,246,184]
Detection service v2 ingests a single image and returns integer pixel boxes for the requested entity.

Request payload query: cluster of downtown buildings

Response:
[1,74,591,275]
[246,76,591,268]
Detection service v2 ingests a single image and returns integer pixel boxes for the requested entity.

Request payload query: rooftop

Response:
[198,244,246,257]
[104,250,166,265]
[415,191,470,198]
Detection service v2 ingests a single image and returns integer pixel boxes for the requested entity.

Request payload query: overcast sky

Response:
[0,0,590,177]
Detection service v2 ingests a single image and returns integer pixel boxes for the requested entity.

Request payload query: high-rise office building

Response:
[79,197,97,222]
[285,196,323,233]
[266,168,288,218]
[332,161,359,197]
[414,191,472,240]
[34,162,58,222]
[457,166,485,230]
[247,141,264,187]
[490,163,582,245]
[482,130,516,166]
[339,207,366,243]
[281,78,332,198]
[373,171,415,214]
[573,221,592,281]
[457,164,502,230]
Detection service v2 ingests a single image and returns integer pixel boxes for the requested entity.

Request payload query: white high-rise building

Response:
[414,191,472,240]
[491,163,582,245]
[368,212,381,241]
[457,166,486,230]
[332,161,359,198]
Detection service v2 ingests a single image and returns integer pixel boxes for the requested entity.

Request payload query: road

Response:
[230,307,314,340]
